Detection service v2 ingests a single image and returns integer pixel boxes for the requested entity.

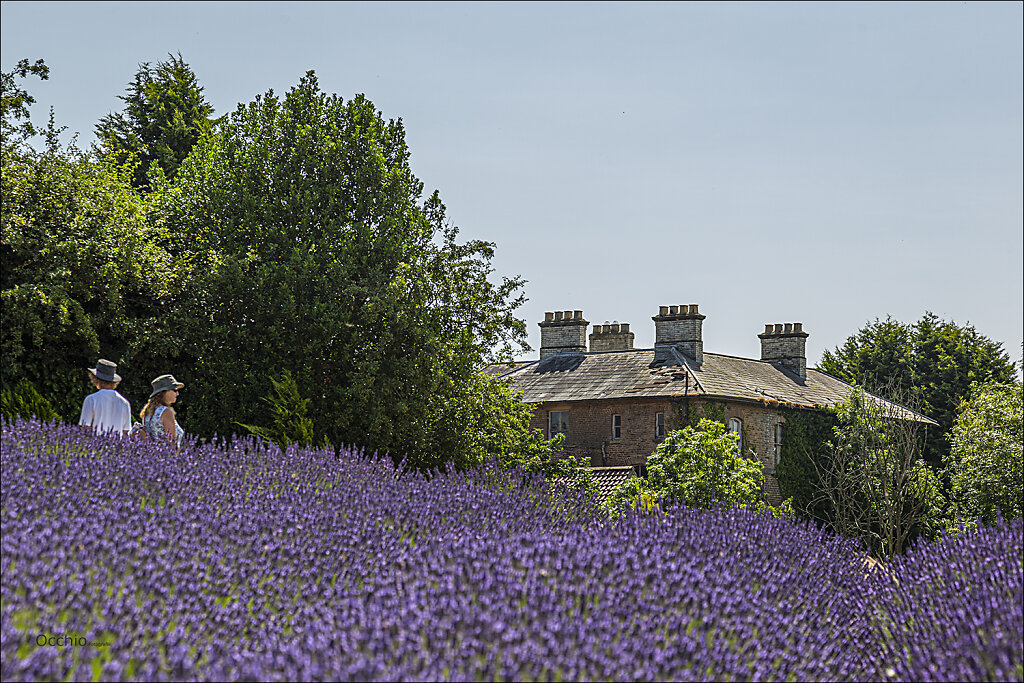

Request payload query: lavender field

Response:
[1,418,1021,682]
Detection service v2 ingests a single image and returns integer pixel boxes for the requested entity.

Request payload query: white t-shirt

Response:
[79,389,132,435]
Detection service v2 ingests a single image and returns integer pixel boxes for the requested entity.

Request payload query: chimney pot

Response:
[621,323,629,333]
[653,303,703,363]
[610,323,619,333]
[540,308,588,356]
[760,320,808,378]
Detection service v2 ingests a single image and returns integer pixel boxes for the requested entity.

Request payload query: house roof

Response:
[485,348,936,424]
[588,466,638,502]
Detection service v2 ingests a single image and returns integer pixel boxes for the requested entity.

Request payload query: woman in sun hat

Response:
[140,374,186,448]
[79,359,132,435]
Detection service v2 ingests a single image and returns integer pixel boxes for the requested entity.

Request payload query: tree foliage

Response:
[946,382,1023,524]
[2,60,175,417]
[608,418,782,514]
[96,53,214,189]
[235,369,317,451]
[820,313,1015,464]
[812,387,946,557]
[150,72,527,470]
[0,377,61,423]
[1,58,49,150]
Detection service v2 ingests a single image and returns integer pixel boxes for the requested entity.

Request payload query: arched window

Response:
[728,417,743,454]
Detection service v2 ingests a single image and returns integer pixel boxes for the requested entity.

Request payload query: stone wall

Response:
[530,397,785,504]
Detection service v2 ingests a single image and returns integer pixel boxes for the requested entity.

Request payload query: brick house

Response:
[486,304,934,502]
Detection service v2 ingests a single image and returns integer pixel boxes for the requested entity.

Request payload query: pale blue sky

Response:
[3,1,1022,365]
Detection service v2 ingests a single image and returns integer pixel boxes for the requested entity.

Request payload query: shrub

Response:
[0,377,61,422]
[608,418,785,515]
[946,382,1023,524]
[236,369,318,450]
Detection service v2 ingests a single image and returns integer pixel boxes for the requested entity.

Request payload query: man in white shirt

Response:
[79,359,132,436]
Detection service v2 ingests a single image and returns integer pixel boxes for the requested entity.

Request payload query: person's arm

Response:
[161,407,177,442]
[120,398,132,435]
[79,396,94,431]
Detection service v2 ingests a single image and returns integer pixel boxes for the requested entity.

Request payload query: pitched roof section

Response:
[485,349,936,424]
[588,466,638,503]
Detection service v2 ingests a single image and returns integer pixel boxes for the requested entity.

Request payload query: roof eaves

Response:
[808,369,939,426]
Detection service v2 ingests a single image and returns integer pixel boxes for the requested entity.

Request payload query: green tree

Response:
[813,387,947,557]
[820,313,1015,464]
[2,62,175,417]
[608,418,780,514]
[96,53,214,189]
[820,317,914,391]
[946,382,1023,524]
[1,58,49,151]
[153,72,528,470]
[912,313,1015,463]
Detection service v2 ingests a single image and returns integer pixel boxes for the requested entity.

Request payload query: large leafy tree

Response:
[1,58,49,151]
[154,72,528,469]
[2,60,175,417]
[946,382,1023,524]
[820,313,1015,464]
[96,53,214,189]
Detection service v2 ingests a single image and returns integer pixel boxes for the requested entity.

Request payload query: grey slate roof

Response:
[588,466,638,502]
[485,348,936,424]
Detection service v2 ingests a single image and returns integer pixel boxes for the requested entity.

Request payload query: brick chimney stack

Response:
[759,322,809,379]
[589,323,634,352]
[539,310,588,358]
[653,304,705,363]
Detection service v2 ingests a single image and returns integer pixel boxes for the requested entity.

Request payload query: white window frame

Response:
[728,417,743,454]
[773,423,783,467]
[611,414,622,441]
[655,412,666,438]
[549,411,569,439]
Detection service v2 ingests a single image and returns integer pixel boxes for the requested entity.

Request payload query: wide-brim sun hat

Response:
[87,359,121,383]
[149,374,184,397]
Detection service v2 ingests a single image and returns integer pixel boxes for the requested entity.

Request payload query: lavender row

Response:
[1,418,1021,681]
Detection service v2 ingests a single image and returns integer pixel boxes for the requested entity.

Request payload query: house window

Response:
[611,414,621,441]
[728,418,743,454]
[773,423,783,467]
[549,411,569,438]
[655,412,666,438]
